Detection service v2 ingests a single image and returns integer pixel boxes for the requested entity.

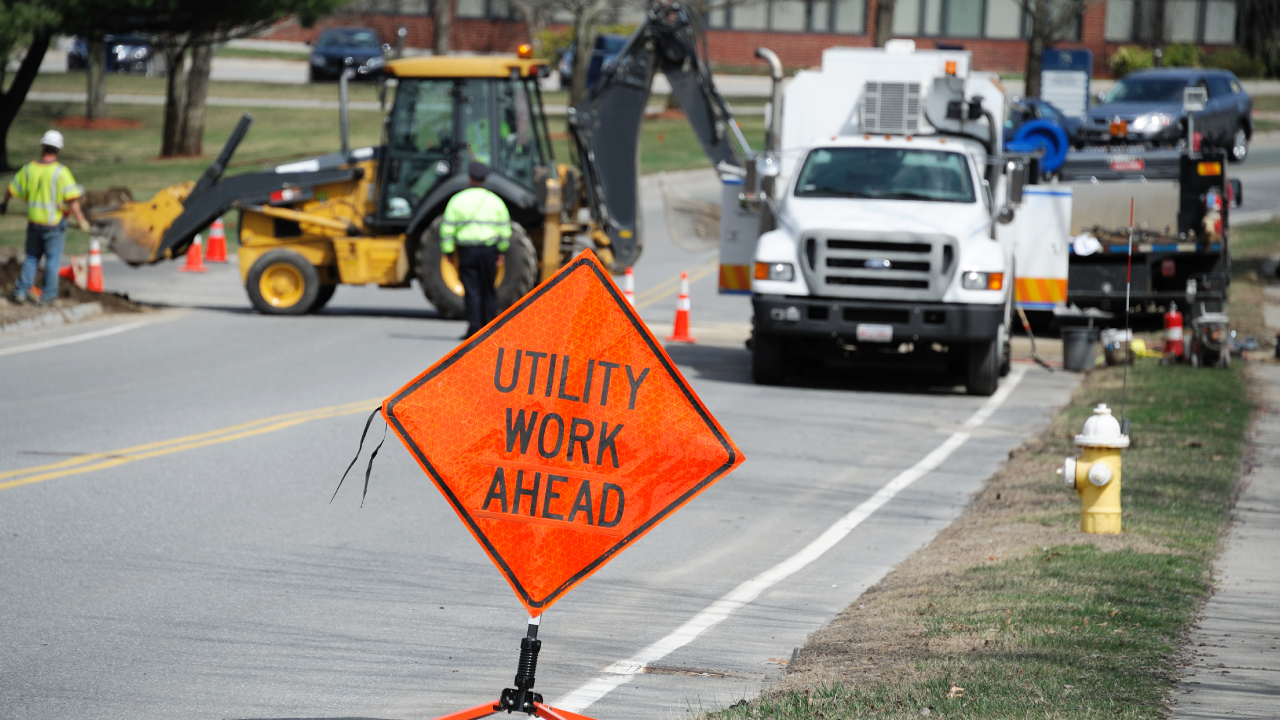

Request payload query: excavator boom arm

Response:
[568,3,751,271]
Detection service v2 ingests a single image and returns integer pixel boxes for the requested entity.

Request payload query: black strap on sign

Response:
[331,407,387,507]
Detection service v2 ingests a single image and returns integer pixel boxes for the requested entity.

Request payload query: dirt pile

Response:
[0,256,147,325]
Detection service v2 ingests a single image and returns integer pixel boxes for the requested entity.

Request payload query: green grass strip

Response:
[709,360,1249,719]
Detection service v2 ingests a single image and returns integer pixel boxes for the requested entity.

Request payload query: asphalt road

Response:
[1,172,1084,720]
[1231,136,1280,223]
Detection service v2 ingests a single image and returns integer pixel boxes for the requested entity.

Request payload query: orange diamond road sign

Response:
[384,252,744,615]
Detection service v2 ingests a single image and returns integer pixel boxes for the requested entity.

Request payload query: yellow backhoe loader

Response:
[92,4,759,316]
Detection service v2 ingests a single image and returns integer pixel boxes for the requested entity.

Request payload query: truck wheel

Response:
[966,337,1000,397]
[246,250,320,315]
[417,218,538,320]
[1229,125,1248,163]
[309,284,337,313]
[1000,338,1012,377]
[752,332,786,385]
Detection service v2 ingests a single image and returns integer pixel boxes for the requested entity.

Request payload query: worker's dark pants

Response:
[457,244,499,337]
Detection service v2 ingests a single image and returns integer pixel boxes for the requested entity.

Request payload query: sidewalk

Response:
[1172,362,1280,718]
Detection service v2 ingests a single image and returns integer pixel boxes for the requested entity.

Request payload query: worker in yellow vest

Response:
[440,162,511,338]
[2,130,89,305]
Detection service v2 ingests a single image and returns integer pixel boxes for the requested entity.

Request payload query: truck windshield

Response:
[795,147,975,203]
[1104,77,1189,103]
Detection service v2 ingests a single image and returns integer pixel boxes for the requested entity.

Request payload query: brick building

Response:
[262,0,1243,77]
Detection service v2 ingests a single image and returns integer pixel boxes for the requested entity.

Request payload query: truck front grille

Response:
[803,231,957,302]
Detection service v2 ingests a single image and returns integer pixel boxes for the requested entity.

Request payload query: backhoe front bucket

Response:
[93,182,196,265]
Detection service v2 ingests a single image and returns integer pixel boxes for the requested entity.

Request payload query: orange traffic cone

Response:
[665,271,697,343]
[86,239,104,292]
[58,263,75,282]
[205,218,228,263]
[179,234,207,273]
[624,266,635,306]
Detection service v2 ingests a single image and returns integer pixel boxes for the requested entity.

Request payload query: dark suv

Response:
[308,27,388,82]
[1081,68,1253,162]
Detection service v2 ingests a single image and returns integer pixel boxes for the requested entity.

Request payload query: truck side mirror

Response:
[756,154,780,178]
[997,205,1016,224]
[1006,159,1027,205]
[1229,178,1243,208]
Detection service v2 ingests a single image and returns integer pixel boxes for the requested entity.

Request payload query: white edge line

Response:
[0,321,147,358]
[555,365,1029,713]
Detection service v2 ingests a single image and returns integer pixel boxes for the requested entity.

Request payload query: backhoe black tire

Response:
[967,336,1000,397]
[309,284,337,313]
[752,331,786,385]
[417,217,538,320]
[246,249,320,316]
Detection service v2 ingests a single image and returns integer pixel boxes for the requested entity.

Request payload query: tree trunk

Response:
[570,1,603,107]
[179,40,215,156]
[433,0,452,55]
[1024,0,1048,97]
[161,40,190,158]
[87,34,107,121]
[874,0,897,47]
[0,31,51,171]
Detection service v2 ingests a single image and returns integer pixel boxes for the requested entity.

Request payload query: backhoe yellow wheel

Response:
[417,216,537,320]
[245,249,321,315]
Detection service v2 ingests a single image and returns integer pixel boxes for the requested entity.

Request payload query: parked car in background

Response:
[308,27,388,82]
[1080,68,1253,161]
[66,35,158,75]
[557,34,628,89]
[1006,96,1084,147]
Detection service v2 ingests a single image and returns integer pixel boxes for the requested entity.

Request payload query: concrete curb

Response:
[0,302,103,335]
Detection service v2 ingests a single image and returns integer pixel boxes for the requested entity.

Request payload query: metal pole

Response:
[340,68,352,154]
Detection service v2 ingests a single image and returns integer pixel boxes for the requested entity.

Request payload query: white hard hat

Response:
[40,130,64,149]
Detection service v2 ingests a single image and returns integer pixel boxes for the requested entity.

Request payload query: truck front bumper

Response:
[753,295,1003,344]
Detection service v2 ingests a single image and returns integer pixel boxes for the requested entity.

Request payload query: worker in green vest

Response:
[2,130,89,305]
[440,161,512,339]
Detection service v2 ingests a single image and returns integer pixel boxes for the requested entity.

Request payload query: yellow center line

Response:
[637,262,718,310]
[0,398,383,492]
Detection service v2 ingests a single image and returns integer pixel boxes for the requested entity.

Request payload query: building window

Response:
[1105,0,1135,40]
[893,0,921,34]
[945,0,984,35]
[1104,0,1237,43]
[833,0,866,31]
[773,0,808,30]
[1165,0,1199,41]
[890,0,1085,40]
[709,0,865,32]
[984,0,1022,38]
[1202,0,1236,42]
[455,0,516,19]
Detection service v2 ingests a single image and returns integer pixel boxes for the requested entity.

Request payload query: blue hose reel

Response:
[1006,119,1069,173]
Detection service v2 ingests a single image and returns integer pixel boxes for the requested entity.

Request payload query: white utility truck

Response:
[741,41,1069,395]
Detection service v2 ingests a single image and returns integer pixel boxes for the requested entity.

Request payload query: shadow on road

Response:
[663,343,969,395]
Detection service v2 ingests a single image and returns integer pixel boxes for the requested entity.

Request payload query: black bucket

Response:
[1062,327,1099,372]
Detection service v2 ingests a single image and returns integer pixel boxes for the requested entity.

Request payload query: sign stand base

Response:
[428,618,602,720]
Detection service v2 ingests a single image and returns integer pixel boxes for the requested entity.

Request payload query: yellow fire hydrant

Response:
[1057,403,1128,534]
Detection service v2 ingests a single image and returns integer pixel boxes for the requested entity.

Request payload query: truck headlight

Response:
[310,55,325,67]
[1131,112,1172,133]
[962,271,1004,290]
[754,262,794,282]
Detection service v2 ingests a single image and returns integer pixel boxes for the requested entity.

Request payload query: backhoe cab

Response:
[91,3,752,317]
